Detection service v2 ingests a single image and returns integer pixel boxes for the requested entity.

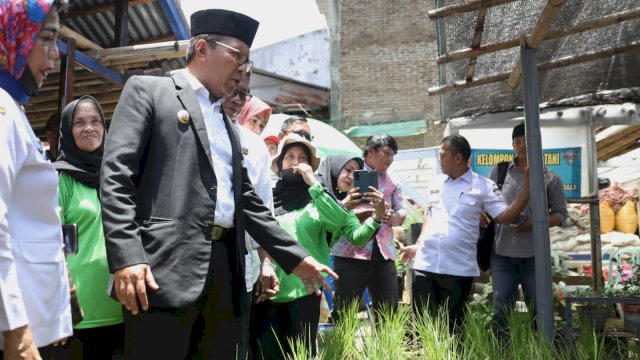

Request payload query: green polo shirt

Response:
[58,172,123,329]
[271,183,379,303]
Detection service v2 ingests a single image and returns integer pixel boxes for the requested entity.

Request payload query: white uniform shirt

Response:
[413,169,508,277]
[0,89,72,348]
[234,125,274,291]
[181,70,235,227]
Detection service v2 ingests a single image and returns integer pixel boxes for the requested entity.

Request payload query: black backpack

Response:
[476,161,509,272]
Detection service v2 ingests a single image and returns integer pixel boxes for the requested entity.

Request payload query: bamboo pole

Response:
[87,40,189,60]
[506,0,566,90]
[437,5,640,65]
[427,41,640,95]
[60,26,103,51]
[428,0,517,20]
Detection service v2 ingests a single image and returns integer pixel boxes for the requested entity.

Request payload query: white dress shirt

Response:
[234,125,274,291]
[0,89,72,349]
[413,169,508,277]
[180,70,234,228]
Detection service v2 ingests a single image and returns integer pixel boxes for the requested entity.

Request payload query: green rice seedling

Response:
[283,324,319,360]
[414,304,459,360]
[460,307,501,359]
[317,300,362,360]
[504,311,556,360]
[359,304,414,360]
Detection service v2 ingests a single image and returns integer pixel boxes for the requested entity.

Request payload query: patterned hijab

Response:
[237,96,272,126]
[0,0,54,101]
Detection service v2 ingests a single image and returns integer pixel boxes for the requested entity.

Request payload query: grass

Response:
[281,299,637,360]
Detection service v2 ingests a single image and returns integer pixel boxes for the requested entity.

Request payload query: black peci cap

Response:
[190,9,259,47]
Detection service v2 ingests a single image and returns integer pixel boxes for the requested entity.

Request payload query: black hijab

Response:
[273,143,316,215]
[272,143,344,216]
[317,154,364,201]
[54,95,106,189]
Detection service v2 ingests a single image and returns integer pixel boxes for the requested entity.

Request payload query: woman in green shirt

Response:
[250,134,385,360]
[55,96,123,358]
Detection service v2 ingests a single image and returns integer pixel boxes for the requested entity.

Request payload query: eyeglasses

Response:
[211,40,254,73]
[229,88,253,102]
[284,130,314,141]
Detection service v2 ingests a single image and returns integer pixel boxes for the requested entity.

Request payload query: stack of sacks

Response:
[599,183,639,234]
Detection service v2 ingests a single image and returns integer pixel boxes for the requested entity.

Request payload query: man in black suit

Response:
[100,9,337,359]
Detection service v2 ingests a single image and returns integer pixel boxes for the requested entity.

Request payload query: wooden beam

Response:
[129,34,175,45]
[598,140,640,161]
[465,4,489,81]
[428,41,640,95]
[506,0,566,90]
[66,0,154,18]
[58,37,75,116]
[437,7,640,65]
[27,95,121,115]
[59,26,103,51]
[114,0,129,47]
[428,73,510,95]
[428,0,517,20]
[28,110,115,125]
[31,84,122,104]
[87,40,187,59]
[40,79,105,92]
[596,126,639,149]
[594,125,610,135]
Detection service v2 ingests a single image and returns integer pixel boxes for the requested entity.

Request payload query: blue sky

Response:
[180,0,327,49]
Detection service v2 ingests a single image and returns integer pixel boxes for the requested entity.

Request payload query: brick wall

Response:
[323,0,444,149]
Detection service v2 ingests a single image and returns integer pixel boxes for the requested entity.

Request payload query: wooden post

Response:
[115,0,129,47]
[58,37,76,113]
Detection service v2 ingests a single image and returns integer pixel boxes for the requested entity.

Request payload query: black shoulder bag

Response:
[476,161,509,272]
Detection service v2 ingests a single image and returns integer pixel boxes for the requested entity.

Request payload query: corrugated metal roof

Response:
[65,1,174,47]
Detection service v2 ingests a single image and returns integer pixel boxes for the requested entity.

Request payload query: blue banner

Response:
[470,147,582,198]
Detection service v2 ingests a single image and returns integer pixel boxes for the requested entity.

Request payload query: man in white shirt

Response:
[221,71,280,353]
[400,134,530,333]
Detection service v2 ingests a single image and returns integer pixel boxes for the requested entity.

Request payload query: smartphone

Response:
[353,170,379,196]
[62,224,78,255]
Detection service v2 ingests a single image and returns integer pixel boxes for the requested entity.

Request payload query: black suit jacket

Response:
[100,72,307,308]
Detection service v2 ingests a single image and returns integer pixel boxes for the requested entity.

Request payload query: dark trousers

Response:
[249,294,321,360]
[491,253,537,336]
[3,323,125,360]
[331,254,398,321]
[70,323,125,359]
[412,269,473,333]
[1,344,65,360]
[123,238,248,360]
[239,290,253,358]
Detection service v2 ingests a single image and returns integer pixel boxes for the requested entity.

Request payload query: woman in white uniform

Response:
[0,1,73,358]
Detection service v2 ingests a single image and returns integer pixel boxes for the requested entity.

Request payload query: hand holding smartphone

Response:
[353,170,379,203]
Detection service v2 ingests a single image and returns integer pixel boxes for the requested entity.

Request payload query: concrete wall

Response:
[251,29,330,88]
[324,0,445,149]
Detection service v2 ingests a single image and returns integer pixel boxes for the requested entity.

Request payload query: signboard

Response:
[470,147,582,198]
